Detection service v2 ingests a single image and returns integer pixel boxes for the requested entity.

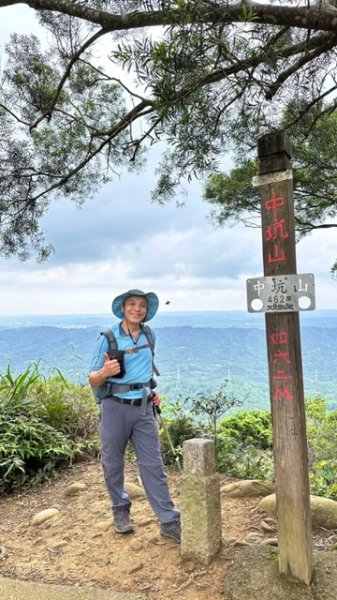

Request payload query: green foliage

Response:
[123,395,337,494]
[219,409,272,449]
[215,435,274,480]
[0,30,134,260]
[37,375,99,443]
[192,380,242,423]
[0,363,43,409]
[190,380,242,450]
[306,397,337,500]
[239,5,258,23]
[214,408,273,478]
[203,160,260,228]
[2,2,337,260]
[159,413,202,467]
[203,108,337,272]
[0,364,99,493]
[0,413,76,491]
[158,399,203,467]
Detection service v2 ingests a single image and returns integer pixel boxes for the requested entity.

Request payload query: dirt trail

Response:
[0,459,325,600]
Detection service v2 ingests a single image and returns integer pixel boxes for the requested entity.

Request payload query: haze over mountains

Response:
[0,311,336,411]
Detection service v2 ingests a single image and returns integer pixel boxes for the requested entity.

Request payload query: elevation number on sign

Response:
[246,273,315,313]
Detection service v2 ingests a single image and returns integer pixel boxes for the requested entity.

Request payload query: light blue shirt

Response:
[89,322,155,399]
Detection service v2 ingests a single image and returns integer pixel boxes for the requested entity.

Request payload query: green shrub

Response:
[214,432,274,480]
[306,397,337,500]
[0,413,76,492]
[38,375,99,444]
[219,409,272,449]
[191,381,242,445]
[199,407,273,480]
[0,363,43,412]
[0,364,100,493]
[159,413,203,468]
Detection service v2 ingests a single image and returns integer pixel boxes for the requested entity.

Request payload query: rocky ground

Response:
[0,460,335,600]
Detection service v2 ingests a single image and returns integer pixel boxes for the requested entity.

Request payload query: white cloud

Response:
[1,198,335,315]
[0,157,336,315]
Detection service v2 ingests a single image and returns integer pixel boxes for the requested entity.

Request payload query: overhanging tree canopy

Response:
[0,0,337,260]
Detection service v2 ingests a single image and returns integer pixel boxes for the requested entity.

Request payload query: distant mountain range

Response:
[0,311,336,411]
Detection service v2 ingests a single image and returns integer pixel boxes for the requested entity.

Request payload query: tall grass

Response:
[0,364,99,493]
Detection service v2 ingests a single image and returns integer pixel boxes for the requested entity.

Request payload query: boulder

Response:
[221,480,275,497]
[31,508,60,525]
[64,481,87,496]
[124,482,146,499]
[259,494,337,529]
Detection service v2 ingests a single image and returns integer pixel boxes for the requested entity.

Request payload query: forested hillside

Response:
[1,319,336,410]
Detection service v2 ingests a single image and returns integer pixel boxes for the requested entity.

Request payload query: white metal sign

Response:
[252,169,293,188]
[246,273,315,313]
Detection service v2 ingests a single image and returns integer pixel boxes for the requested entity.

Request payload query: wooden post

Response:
[257,132,313,584]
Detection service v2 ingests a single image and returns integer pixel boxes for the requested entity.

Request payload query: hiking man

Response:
[88,289,181,542]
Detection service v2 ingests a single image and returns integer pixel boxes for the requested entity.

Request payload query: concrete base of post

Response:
[181,438,222,564]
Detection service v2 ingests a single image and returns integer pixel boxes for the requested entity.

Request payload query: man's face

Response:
[122,296,148,324]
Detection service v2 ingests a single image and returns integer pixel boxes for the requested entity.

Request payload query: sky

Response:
[0,4,336,316]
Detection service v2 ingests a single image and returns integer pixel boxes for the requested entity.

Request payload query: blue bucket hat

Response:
[112,289,159,322]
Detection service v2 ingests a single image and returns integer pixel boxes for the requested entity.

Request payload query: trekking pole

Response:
[155,406,182,474]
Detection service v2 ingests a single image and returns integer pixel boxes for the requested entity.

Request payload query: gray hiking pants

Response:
[99,398,180,524]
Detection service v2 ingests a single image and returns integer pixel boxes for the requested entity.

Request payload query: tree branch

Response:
[1,0,337,33]
[30,27,108,130]
[265,34,337,100]
[0,102,30,126]
[295,219,337,232]
[29,100,155,203]
[90,98,154,137]
[285,83,337,132]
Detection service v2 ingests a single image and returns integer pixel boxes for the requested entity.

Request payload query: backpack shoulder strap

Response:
[100,329,118,358]
[91,329,120,404]
[142,325,160,376]
[142,324,155,350]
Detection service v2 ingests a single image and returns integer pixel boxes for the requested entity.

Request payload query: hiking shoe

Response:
[160,518,181,543]
[113,509,134,534]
